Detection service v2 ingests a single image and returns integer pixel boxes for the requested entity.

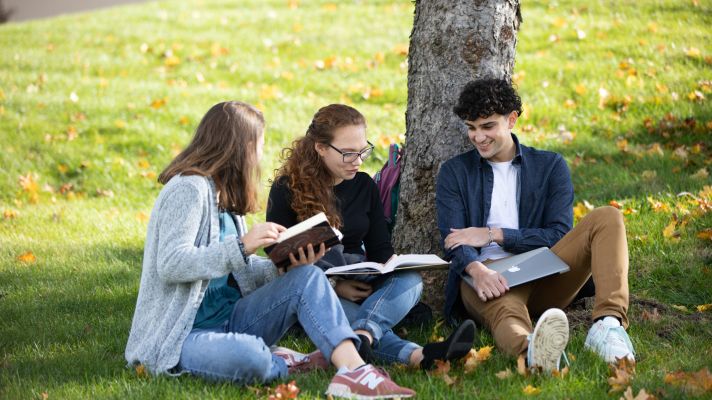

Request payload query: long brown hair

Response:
[275,104,366,228]
[159,101,264,214]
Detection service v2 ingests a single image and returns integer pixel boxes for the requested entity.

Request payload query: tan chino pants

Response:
[460,206,629,356]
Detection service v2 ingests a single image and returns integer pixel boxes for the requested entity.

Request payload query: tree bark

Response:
[393,0,521,313]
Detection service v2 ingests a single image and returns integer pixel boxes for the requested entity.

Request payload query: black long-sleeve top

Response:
[266,172,394,263]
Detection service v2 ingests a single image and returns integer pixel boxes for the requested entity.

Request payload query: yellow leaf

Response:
[641,170,657,181]
[686,47,701,58]
[697,229,712,241]
[564,99,577,109]
[288,0,299,9]
[322,3,337,11]
[573,200,594,221]
[697,304,712,312]
[662,220,680,241]
[164,56,181,67]
[178,116,190,126]
[137,159,151,169]
[672,304,689,312]
[17,251,37,263]
[136,212,149,223]
[616,139,629,152]
[3,209,18,219]
[150,98,167,109]
[687,90,705,102]
[574,84,587,95]
[522,385,541,396]
[374,52,385,64]
[393,43,409,56]
[114,120,127,129]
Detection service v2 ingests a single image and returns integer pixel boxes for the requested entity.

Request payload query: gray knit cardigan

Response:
[124,174,278,374]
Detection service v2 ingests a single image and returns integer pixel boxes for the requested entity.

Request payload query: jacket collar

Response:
[475,133,523,168]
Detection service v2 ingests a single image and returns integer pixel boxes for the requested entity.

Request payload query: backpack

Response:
[373,143,435,326]
[373,143,402,233]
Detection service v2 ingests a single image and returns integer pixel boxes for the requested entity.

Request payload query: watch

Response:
[328,277,339,288]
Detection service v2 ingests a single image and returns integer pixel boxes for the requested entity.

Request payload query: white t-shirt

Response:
[477,160,519,262]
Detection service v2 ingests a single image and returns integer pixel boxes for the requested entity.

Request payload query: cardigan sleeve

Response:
[154,182,248,283]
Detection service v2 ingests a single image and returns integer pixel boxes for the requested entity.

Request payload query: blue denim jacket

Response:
[435,134,574,318]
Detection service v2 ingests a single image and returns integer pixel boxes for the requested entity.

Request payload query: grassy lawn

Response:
[1,0,710,398]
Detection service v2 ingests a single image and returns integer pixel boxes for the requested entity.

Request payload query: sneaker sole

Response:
[530,308,569,372]
[445,319,477,360]
[325,383,415,400]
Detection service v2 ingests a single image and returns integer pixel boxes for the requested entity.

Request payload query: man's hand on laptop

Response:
[465,261,509,302]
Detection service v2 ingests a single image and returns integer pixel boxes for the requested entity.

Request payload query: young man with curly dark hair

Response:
[435,78,635,373]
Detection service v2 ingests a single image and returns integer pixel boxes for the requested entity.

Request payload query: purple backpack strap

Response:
[374,143,402,222]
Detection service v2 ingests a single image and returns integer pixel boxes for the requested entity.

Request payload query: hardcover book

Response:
[324,254,449,276]
[265,212,342,269]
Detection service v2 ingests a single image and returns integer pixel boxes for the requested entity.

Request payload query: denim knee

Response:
[393,271,423,297]
[220,333,274,383]
[284,264,326,288]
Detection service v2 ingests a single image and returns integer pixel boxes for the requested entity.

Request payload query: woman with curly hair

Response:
[267,104,476,369]
[125,101,415,399]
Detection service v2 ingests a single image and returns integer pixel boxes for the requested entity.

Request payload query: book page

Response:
[384,254,448,270]
[324,261,384,275]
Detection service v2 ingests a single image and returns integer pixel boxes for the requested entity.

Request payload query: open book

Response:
[324,254,449,276]
[265,212,342,269]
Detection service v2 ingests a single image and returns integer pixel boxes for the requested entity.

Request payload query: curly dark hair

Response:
[274,104,366,228]
[453,78,523,121]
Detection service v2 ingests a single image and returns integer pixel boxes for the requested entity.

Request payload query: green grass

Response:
[1,0,711,398]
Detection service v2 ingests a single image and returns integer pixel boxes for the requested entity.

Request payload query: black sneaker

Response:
[421,319,477,369]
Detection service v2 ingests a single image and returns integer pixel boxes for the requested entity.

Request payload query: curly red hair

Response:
[275,104,366,228]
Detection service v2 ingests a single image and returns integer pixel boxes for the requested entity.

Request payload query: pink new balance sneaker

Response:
[272,347,329,374]
[326,364,415,399]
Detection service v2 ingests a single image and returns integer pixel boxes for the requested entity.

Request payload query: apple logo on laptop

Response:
[508,265,521,273]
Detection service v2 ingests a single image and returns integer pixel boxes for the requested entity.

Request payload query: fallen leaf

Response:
[150,98,167,109]
[136,212,149,223]
[429,319,445,342]
[697,304,712,312]
[692,168,709,180]
[17,251,36,263]
[3,209,18,219]
[664,368,712,395]
[135,364,149,378]
[672,304,690,312]
[641,308,661,322]
[463,346,493,373]
[609,357,636,394]
[495,368,513,379]
[610,200,623,209]
[551,366,569,379]
[41,392,48,400]
[268,380,300,399]
[697,229,712,241]
[662,220,680,242]
[431,360,456,386]
[620,386,656,400]
[522,384,541,396]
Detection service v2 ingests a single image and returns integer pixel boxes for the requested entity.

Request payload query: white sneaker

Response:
[527,308,569,373]
[584,316,635,363]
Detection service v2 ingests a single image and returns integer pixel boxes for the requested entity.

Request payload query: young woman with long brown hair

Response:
[267,104,476,369]
[125,101,414,398]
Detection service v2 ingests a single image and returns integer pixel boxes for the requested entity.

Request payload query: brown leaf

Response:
[641,308,661,322]
[431,360,456,386]
[268,380,300,399]
[608,358,636,394]
[664,367,712,395]
[620,386,656,400]
[3,209,18,219]
[552,366,570,379]
[135,364,149,378]
[496,368,513,379]
[150,98,167,109]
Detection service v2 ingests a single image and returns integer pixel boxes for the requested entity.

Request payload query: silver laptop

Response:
[462,247,570,289]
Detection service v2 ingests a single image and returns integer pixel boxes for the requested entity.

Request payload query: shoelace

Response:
[605,326,635,354]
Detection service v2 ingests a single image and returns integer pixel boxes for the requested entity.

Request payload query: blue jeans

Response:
[341,270,423,364]
[178,265,358,384]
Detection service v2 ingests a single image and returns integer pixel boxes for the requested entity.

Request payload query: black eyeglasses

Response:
[327,141,375,163]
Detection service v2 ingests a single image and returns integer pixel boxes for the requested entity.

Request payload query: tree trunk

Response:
[393,0,521,313]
